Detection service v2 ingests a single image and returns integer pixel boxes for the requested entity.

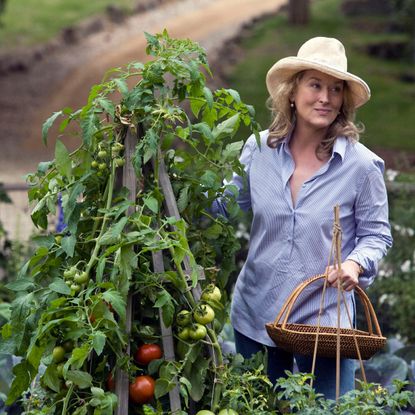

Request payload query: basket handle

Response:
[273,274,383,337]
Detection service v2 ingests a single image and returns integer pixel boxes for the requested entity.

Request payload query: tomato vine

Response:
[1,30,259,414]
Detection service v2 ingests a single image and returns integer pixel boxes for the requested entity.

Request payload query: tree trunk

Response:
[288,0,310,25]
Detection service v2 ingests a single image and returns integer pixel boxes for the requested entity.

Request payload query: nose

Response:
[319,87,330,104]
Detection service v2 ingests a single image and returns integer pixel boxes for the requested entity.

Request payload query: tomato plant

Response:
[134,343,162,366]
[129,375,155,404]
[2,30,260,414]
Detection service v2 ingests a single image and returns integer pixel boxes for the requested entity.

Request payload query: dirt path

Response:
[0,0,286,184]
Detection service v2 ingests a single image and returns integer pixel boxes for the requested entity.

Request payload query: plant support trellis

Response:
[2,30,260,414]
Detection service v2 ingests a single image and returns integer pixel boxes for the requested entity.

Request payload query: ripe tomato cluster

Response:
[128,343,163,405]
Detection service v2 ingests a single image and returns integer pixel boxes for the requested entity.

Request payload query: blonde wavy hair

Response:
[267,71,364,159]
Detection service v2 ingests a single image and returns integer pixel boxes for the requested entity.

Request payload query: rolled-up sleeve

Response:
[346,163,393,288]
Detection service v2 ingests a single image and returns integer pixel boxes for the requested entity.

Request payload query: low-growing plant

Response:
[275,371,414,414]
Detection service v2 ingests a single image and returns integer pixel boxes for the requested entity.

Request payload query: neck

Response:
[291,127,325,150]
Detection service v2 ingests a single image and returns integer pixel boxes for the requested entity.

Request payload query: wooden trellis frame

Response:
[115,126,204,414]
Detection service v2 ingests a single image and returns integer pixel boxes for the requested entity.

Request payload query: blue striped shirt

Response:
[213,130,392,347]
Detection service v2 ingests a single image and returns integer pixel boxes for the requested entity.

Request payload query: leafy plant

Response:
[364,173,415,343]
[275,371,414,414]
[1,30,259,414]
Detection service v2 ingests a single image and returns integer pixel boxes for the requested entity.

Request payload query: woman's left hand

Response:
[326,260,361,291]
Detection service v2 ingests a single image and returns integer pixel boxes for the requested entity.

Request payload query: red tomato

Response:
[129,375,155,404]
[107,373,115,391]
[134,343,162,366]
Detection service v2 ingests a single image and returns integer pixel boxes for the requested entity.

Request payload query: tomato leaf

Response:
[5,360,33,405]
[154,378,175,399]
[212,113,240,140]
[67,344,91,370]
[80,107,99,147]
[49,278,71,295]
[43,364,61,392]
[203,86,213,109]
[55,139,72,179]
[144,196,159,214]
[6,278,34,291]
[92,331,106,356]
[67,370,93,389]
[177,185,190,213]
[186,357,209,401]
[61,234,76,257]
[100,217,128,245]
[154,289,175,327]
[42,111,63,146]
[61,182,85,228]
[193,122,213,141]
[102,289,126,319]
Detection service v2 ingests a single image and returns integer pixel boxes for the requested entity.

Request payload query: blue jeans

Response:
[234,329,356,400]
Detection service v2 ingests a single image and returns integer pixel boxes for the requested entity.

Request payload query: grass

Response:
[226,0,415,153]
[0,0,135,49]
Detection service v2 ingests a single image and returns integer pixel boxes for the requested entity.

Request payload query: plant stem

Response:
[86,161,117,274]
[207,327,224,411]
[61,382,74,415]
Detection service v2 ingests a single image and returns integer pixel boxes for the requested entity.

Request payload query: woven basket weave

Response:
[265,274,386,360]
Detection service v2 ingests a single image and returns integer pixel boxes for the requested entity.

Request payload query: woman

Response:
[213,37,392,399]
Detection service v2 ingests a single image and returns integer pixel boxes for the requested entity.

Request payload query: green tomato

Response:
[194,304,215,325]
[70,283,81,294]
[74,271,89,284]
[56,362,65,378]
[98,150,107,159]
[201,284,222,303]
[114,157,125,167]
[218,410,238,415]
[63,266,77,280]
[177,327,190,341]
[52,346,66,363]
[196,411,215,415]
[62,340,74,352]
[98,162,107,171]
[189,323,207,340]
[176,310,192,326]
[91,160,99,168]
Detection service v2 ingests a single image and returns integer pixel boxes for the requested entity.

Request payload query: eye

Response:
[332,85,344,93]
[310,82,320,89]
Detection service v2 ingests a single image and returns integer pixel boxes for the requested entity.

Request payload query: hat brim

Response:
[266,57,371,108]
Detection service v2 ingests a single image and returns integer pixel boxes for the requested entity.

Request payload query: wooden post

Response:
[288,0,310,25]
[115,127,137,415]
[155,149,204,301]
[152,248,182,413]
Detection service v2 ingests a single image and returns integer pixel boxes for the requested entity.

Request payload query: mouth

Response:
[315,108,332,116]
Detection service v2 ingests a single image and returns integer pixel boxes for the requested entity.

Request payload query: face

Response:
[292,70,344,132]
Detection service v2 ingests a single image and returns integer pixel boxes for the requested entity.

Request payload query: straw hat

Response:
[266,37,371,108]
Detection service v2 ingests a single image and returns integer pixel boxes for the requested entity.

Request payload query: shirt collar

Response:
[332,136,347,161]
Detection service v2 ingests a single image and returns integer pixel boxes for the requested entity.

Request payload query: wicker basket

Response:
[265,274,386,360]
